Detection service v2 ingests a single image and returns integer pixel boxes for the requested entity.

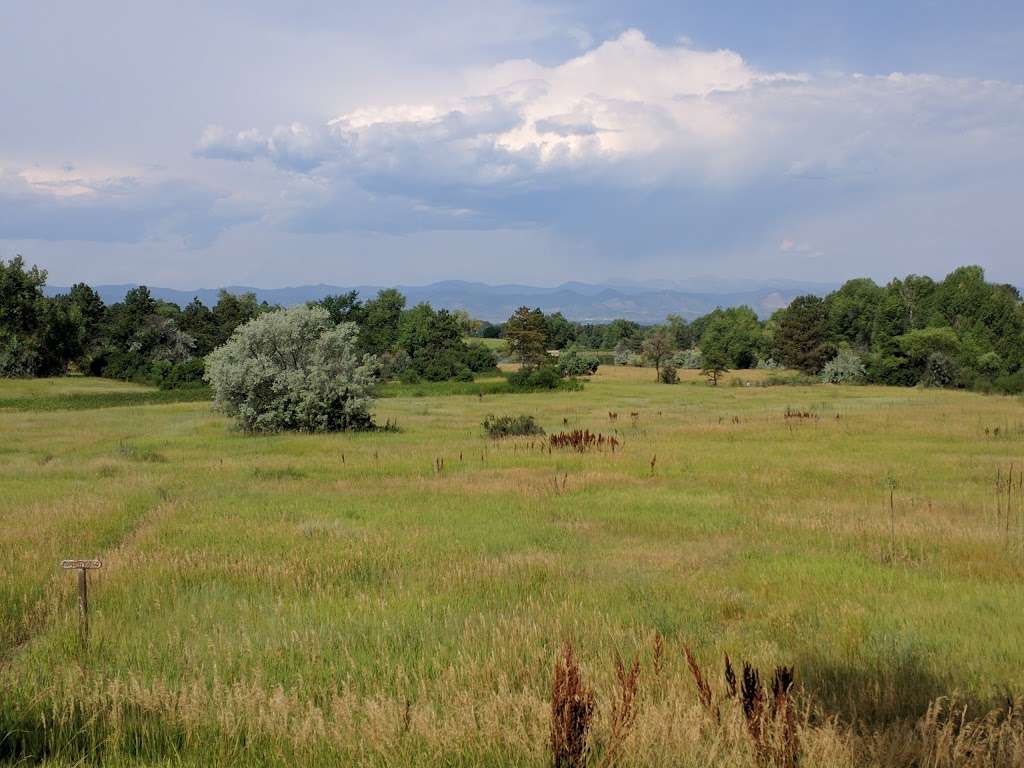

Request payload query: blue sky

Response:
[2,1,1023,288]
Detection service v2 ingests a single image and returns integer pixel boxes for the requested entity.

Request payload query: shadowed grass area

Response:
[1,369,1023,765]
[0,385,212,411]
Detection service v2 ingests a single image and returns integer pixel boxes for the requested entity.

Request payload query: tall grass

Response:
[1,370,1024,765]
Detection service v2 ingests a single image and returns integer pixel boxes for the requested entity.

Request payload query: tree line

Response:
[2,256,1022,394]
[0,257,498,387]
[476,266,1024,393]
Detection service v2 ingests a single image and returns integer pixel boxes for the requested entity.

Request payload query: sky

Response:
[2,1,1023,289]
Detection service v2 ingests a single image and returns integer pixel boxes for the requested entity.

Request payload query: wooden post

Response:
[78,567,88,641]
[61,559,102,645]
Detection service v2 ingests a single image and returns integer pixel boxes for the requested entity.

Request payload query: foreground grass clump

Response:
[2,366,1024,766]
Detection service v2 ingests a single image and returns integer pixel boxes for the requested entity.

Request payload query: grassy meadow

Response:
[2,367,1024,766]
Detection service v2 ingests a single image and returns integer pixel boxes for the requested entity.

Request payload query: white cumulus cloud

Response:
[192,29,1024,259]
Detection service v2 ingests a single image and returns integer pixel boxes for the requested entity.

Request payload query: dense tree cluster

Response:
[310,289,498,382]
[4,256,1021,394]
[0,256,270,385]
[775,266,1024,392]
[0,257,499,388]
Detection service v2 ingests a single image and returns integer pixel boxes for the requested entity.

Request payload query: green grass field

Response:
[465,336,508,352]
[2,368,1023,766]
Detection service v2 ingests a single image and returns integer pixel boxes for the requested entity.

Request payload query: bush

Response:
[921,352,957,388]
[506,364,582,391]
[976,351,1003,379]
[204,306,378,433]
[0,333,39,377]
[376,349,411,380]
[150,358,206,389]
[671,349,703,369]
[558,348,600,377]
[755,356,783,370]
[659,363,679,384]
[993,370,1024,395]
[465,343,499,373]
[416,347,473,382]
[613,343,633,366]
[508,364,561,390]
[820,348,866,384]
[482,414,545,439]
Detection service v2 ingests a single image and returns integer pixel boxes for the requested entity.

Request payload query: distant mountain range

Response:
[46,279,837,323]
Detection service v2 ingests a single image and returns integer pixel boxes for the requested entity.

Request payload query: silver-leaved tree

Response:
[205,306,377,432]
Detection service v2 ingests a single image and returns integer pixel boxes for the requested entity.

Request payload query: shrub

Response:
[482,414,545,439]
[0,333,39,377]
[204,306,378,433]
[613,343,632,366]
[416,348,473,382]
[376,349,411,380]
[921,351,957,388]
[755,356,783,370]
[976,351,1003,379]
[672,349,703,369]
[993,370,1024,395]
[508,364,563,390]
[150,358,206,390]
[558,348,600,377]
[659,363,679,384]
[464,342,499,373]
[820,348,866,384]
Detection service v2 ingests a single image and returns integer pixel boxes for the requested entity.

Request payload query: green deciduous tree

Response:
[642,327,675,380]
[826,278,883,350]
[360,288,406,357]
[665,314,694,349]
[0,256,61,376]
[315,291,364,326]
[698,306,762,369]
[699,322,731,386]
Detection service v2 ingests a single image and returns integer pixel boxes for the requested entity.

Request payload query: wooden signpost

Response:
[61,559,102,644]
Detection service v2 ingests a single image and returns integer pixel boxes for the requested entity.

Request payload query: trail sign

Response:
[61,559,102,570]
[61,559,102,644]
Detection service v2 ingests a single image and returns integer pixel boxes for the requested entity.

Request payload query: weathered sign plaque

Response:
[61,559,102,570]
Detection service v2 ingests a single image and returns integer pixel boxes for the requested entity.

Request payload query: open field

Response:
[2,369,1024,766]
[465,337,508,352]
